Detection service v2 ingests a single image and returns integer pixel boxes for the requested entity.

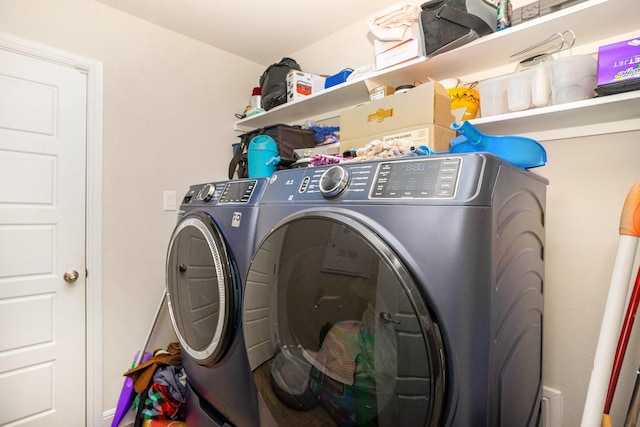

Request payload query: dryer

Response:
[242,153,547,426]
[166,178,265,427]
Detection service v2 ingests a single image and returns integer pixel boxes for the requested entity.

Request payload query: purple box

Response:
[597,37,640,86]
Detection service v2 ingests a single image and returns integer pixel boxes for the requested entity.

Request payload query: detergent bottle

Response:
[246,87,264,117]
[248,135,280,178]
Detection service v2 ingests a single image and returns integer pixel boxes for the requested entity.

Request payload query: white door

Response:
[0,46,87,426]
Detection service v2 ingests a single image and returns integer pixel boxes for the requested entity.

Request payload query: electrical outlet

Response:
[163,190,177,211]
[542,386,563,427]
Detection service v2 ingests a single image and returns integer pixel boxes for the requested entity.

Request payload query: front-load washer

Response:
[242,153,548,426]
[166,178,266,427]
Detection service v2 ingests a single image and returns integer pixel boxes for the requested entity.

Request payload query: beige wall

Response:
[539,132,640,424]
[2,0,640,425]
[0,0,264,418]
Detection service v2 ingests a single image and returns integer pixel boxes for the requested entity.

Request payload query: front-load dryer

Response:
[242,153,548,426]
[166,178,266,427]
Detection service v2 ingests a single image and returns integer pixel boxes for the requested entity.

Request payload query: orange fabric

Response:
[124,343,182,394]
[620,180,640,237]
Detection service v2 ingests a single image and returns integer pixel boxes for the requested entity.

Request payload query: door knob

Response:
[64,270,79,283]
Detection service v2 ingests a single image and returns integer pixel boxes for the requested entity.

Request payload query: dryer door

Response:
[243,212,445,427]
[166,211,237,365]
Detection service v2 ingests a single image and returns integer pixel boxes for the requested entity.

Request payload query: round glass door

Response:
[166,211,236,365]
[243,212,445,427]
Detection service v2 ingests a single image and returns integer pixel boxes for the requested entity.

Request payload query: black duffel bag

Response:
[260,58,301,111]
[419,0,496,57]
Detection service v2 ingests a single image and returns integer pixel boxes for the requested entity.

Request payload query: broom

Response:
[602,266,640,426]
[111,292,167,427]
[582,180,640,427]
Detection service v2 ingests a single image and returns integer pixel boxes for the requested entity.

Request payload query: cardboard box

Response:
[597,37,640,86]
[369,85,395,100]
[286,70,326,102]
[340,80,454,141]
[374,22,425,70]
[339,124,455,153]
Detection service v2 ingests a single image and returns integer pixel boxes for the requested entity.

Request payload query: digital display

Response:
[403,162,426,173]
[370,158,461,199]
[219,180,256,203]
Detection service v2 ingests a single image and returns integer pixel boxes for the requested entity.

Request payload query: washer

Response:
[166,178,266,427]
[242,153,547,426]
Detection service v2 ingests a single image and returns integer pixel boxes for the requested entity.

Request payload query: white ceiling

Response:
[95,0,401,65]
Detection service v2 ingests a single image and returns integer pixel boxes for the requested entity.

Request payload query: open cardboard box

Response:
[339,80,455,153]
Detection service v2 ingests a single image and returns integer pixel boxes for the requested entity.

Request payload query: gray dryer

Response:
[242,153,547,426]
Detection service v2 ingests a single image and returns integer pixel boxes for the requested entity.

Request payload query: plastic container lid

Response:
[395,84,415,94]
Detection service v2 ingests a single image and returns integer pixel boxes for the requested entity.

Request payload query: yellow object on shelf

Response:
[447,87,480,121]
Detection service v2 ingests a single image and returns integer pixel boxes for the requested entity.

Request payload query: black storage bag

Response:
[228,124,315,179]
[419,0,496,57]
[260,58,301,111]
[228,136,250,180]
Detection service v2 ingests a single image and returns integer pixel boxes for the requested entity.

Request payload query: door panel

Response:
[166,211,236,365]
[0,47,87,426]
[0,150,56,204]
[244,213,446,427]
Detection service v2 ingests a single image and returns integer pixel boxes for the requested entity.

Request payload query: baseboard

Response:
[103,408,115,427]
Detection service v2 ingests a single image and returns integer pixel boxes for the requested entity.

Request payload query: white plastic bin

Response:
[477,54,596,117]
[530,65,552,108]
[507,71,533,111]
[477,76,509,117]
[551,55,597,105]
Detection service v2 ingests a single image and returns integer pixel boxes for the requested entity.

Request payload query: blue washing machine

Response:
[166,179,266,427]
[242,153,547,426]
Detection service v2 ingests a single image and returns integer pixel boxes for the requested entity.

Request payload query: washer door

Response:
[166,211,237,365]
[243,212,445,427]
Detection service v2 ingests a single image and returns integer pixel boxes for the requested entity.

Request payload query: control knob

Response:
[319,165,350,198]
[197,183,215,201]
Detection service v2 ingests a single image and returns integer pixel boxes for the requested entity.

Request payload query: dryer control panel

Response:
[219,180,258,204]
[263,153,504,205]
[369,157,461,199]
[181,179,263,206]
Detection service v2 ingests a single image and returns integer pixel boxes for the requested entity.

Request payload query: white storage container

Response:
[477,55,596,117]
[477,76,510,117]
[507,71,533,111]
[550,55,597,104]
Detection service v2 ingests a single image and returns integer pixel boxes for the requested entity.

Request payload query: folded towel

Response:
[367,3,421,41]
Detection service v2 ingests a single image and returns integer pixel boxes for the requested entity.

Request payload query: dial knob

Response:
[197,183,215,201]
[319,165,350,198]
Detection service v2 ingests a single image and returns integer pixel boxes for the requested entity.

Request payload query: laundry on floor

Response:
[121,343,186,427]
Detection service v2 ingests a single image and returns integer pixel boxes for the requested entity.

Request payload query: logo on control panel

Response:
[232,212,242,228]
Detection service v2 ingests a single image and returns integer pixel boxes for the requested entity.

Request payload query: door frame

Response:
[0,32,104,426]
